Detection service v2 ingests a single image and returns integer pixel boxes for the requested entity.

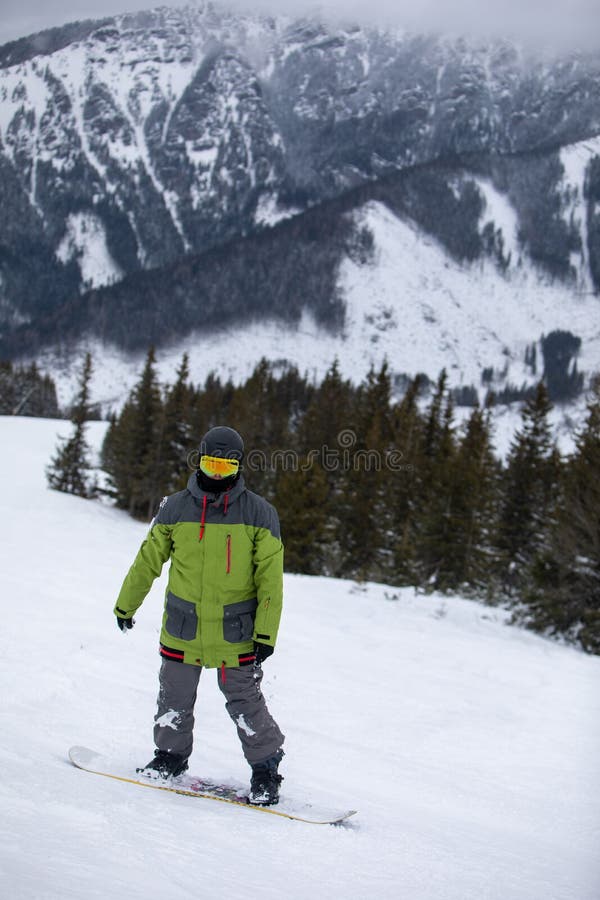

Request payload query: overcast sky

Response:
[1,0,599,49]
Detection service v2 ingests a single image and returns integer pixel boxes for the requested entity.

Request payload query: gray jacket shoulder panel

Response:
[243,490,281,539]
[153,490,196,526]
[151,481,280,537]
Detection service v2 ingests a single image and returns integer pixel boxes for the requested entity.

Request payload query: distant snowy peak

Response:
[0,7,289,270]
[2,7,600,240]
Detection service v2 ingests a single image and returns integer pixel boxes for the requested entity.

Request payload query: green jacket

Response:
[114,473,284,668]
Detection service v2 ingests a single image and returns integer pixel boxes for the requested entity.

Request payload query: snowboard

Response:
[68,746,357,826]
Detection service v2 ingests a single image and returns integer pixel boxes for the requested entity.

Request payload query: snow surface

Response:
[560,135,600,292]
[1,414,599,899]
[56,212,123,289]
[41,203,600,402]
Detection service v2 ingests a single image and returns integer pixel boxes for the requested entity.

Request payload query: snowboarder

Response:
[113,425,285,805]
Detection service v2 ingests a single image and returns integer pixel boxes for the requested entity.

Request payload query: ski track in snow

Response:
[0,416,599,900]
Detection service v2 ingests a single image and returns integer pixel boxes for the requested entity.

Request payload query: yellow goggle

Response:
[199,454,240,479]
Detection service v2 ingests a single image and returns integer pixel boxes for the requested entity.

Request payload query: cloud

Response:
[1,0,599,49]
[231,0,600,47]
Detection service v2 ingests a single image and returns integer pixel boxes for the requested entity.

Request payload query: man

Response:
[114,425,285,806]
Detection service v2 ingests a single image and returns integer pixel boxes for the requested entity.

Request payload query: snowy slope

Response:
[338,201,600,388]
[1,414,599,900]
[42,189,600,408]
[39,192,600,456]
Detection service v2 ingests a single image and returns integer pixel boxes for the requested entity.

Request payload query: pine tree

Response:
[189,371,235,450]
[46,353,95,497]
[274,459,332,575]
[101,348,164,518]
[336,363,395,580]
[444,404,501,590]
[422,369,450,461]
[496,381,561,593]
[160,353,194,493]
[285,360,354,576]
[297,360,354,466]
[390,375,424,584]
[1,361,60,417]
[526,377,600,652]
[412,371,458,588]
[226,359,290,495]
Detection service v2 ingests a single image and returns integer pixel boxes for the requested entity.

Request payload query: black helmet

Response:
[199,426,244,463]
[197,426,244,494]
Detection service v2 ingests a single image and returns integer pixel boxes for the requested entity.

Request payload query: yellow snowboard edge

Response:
[68,746,357,825]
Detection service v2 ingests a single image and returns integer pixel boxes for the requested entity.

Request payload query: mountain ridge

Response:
[1,2,599,404]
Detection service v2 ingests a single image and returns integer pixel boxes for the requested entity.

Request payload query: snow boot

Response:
[137,750,188,780]
[248,749,284,806]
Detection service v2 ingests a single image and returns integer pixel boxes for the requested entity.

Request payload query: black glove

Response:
[254,642,274,665]
[116,609,135,632]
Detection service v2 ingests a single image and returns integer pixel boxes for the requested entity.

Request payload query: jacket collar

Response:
[187,471,246,508]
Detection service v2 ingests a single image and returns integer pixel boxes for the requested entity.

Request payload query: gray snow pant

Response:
[153,658,285,767]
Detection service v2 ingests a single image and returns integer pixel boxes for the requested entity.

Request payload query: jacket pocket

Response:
[165,592,198,641]
[222,598,257,644]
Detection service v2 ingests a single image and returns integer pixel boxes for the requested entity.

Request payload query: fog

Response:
[1,0,599,49]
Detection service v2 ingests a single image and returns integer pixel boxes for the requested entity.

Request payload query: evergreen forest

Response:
[0,360,60,417]
[86,350,600,655]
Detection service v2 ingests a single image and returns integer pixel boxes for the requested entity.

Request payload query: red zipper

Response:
[198,494,207,541]
[226,534,231,574]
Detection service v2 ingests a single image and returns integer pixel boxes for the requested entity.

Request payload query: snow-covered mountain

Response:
[38,195,599,457]
[2,413,599,899]
[1,2,600,410]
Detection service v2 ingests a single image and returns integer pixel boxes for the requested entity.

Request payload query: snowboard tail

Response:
[68,746,357,826]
